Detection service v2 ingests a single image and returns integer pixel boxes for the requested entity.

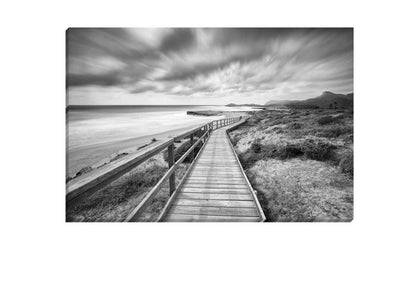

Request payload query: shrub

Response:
[286,103,319,109]
[75,166,92,178]
[247,117,261,126]
[265,143,303,160]
[239,152,261,169]
[318,114,345,126]
[271,119,282,126]
[344,134,354,143]
[339,151,353,177]
[230,134,241,145]
[250,140,264,153]
[241,141,304,167]
[317,116,334,125]
[301,139,336,161]
[287,122,302,130]
[272,127,284,134]
[317,125,353,138]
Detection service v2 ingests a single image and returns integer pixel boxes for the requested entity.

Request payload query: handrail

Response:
[66,115,243,221]
[224,117,266,222]
[125,129,209,222]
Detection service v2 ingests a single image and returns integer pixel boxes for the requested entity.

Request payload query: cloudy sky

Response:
[67,28,353,105]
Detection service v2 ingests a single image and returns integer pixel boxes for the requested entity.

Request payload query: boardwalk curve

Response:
[159,122,266,222]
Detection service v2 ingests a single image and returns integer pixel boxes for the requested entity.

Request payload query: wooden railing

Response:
[66,116,243,221]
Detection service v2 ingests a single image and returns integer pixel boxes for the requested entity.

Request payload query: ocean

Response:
[66,105,254,176]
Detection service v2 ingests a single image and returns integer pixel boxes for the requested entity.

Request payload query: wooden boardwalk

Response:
[160,123,265,222]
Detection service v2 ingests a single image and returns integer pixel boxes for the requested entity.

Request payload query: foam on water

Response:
[67,105,253,151]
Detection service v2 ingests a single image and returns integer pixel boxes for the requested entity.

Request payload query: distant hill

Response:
[265,91,353,109]
[264,100,294,106]
[226,103,264,107]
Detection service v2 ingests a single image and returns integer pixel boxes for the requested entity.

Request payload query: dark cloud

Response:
[211,28,311,46]
[129,84,159,94]
[67,28,146,61]
[67,28,353,104]
[159,28,196,52]
[67,72,123,87]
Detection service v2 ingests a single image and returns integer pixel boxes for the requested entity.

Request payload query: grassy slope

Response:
[229,108,353,222]
[66,145,191,222]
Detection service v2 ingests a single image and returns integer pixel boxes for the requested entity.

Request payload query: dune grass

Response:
[229,108,353,222]
[66,153,190,222]
[248,159,353,221]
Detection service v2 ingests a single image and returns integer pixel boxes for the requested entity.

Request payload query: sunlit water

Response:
[67,105,255,151]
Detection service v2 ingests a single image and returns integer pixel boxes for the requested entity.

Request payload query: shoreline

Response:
[67,111,247,178]
[67,123,205,178]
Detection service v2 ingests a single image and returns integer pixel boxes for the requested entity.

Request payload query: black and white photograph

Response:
[66,28,353,222]
[2,1,416,280]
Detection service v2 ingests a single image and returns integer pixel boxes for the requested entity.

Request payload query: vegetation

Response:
[66,154,189,222]
[247,159,353,222]
[229,108,353,222]
[339,150,353,177]
[301,139,335,161]
[67,127,209,222]
[317,115,336,125]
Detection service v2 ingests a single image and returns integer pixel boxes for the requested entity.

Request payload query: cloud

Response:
[159,28,196,52]
[129,84,159,94]
[67,28,353,104]
[67,72,123,87]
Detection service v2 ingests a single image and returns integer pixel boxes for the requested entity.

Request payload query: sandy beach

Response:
[67,110,246,177]
[67,123,205,177]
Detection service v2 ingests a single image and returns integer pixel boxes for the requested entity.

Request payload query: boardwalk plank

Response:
[174,199,256,208]
[185,180,247,185]
[183,184,249,189]
[160,122,264,222]
[165,214,260,222]
[181,187,250,194]
[177,192,253,201]
[189,174,244,179]
[170,205,259,217]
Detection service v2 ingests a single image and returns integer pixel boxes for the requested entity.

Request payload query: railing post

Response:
[190,133,194,161]
[205,125,208,141]
[168,144,175,195]
[203,125,206,141]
